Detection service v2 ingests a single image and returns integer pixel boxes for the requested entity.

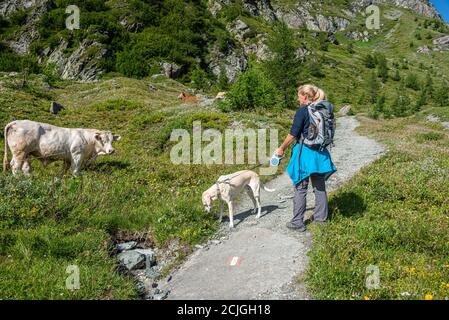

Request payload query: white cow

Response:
[3,120,121,176]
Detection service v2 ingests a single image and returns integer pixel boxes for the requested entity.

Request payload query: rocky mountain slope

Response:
[0,0,446,83]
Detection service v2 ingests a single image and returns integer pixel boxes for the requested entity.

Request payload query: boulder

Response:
[49,101,64,115]
[145,267,161,280]
[160,62,182,79]
[426,115,440,123]
[135,248,157,268]
[417,46,431,54]
[152,290,169,300]
[199,97,216,107]
[116,241,137,253]
[117,251,146,271]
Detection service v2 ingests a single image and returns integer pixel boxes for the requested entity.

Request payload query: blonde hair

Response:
[298,84,327,103]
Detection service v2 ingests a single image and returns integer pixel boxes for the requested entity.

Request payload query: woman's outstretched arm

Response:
[275,134,296,157]
[276,107,305,157]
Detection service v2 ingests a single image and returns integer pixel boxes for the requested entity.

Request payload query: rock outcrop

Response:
[2,0,446,83]
[2,0,54,55]
[433,35,449,51]
[208,45,248,83]
[43,39,108,82]
[208,0,277,21]
[0,0,34,17]
[241,0,277,22]
[350,0,441,20]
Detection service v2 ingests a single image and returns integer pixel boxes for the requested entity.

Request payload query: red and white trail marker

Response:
[227,256,242,266]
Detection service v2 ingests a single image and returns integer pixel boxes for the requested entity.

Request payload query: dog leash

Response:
[215,153,284,187]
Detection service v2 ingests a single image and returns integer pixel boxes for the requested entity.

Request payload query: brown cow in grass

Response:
[177,92,200,102]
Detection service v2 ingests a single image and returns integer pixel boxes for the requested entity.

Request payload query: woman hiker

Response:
[275,84,337,232]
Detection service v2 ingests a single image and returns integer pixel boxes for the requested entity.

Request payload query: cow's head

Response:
[94,131,121,155]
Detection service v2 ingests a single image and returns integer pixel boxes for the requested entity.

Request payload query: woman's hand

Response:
[275,147,284,157]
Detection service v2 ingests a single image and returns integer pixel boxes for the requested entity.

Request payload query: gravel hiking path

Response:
[159,116,385,300]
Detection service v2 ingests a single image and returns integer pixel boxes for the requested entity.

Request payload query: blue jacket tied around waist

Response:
[286,143,336,186]
[286,104,337,186]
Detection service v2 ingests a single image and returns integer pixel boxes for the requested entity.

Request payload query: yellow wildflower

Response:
[424,294,433,300]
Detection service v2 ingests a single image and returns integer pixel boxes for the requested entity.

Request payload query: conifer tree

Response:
[265,21,301,109]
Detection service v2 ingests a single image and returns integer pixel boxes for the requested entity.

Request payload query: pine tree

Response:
[347,43,355,54]
[369,104,380,119]
[405,73,420,91]
[375,94,386,113]
[265,21,301,109]
[414,93,426,112]
[423,72,434,99]
[376,54,388,83]
[368,71,379,104]
[383,104,393,119]
[434,84,449,107]
[217,66,230,91]
[369,94,385,119]
[392,83,409,117]
[318,32,329,51]
[364,54,376,69]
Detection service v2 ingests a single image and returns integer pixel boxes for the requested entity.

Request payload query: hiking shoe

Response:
[286,222,307,232]
[311,216,328,225]
[313,220,328,225]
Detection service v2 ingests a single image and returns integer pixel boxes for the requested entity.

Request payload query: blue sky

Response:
[430,0,449,23]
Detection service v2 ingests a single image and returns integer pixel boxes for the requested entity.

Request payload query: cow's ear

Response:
[113,135,121,141]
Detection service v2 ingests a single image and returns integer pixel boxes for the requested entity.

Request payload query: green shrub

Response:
[221,63,280,111]
[0,48,40,74]
[405,73,420,91]
[416,132,444,143]
[363,54,376,69]
[391,69,401,81]
[308,61,324,78]
[434,85,448,107]
[190,66,210,90]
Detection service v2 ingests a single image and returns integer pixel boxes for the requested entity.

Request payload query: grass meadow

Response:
[307,112,449,300]
[0,74,291,299]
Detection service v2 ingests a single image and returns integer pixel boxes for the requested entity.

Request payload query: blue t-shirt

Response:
[289,105,309,139]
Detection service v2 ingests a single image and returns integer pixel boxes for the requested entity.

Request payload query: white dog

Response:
[202,170,275,228]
